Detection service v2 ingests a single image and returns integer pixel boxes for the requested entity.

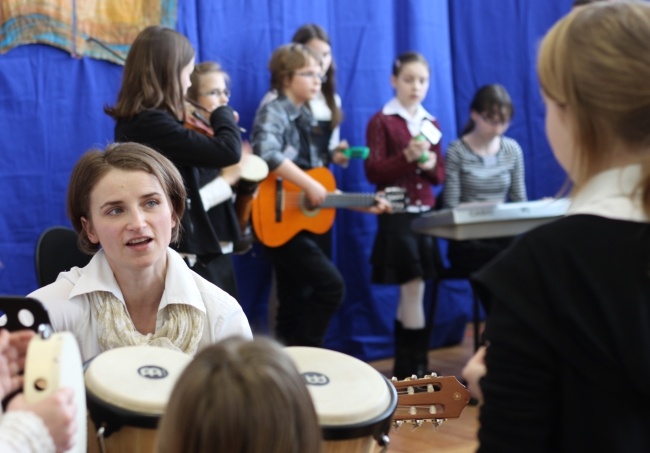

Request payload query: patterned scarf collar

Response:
[90,291,204,356]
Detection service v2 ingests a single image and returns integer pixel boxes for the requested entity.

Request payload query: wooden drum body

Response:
[233,154,269,254]
[234,154,269,230]
[285,347,397,453]
[84,346,192,453]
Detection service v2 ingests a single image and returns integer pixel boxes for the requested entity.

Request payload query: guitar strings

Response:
[279,193,381,208]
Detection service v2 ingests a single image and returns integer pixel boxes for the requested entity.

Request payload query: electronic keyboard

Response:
[411,198,571,240]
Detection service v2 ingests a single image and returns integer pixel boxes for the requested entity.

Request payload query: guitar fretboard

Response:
[319,193,377,208]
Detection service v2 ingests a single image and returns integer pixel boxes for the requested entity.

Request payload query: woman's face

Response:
[391,61,430,111]
[180,57,196,96]
[81,169,176,276]
[197,71,230,113]
[305,38,332,75]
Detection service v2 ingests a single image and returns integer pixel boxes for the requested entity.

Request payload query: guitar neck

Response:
[321,193,376,209]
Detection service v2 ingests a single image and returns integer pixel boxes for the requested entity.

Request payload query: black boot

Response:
[410,327,430,378]
[393,321,412,380]
[393,322,430,379]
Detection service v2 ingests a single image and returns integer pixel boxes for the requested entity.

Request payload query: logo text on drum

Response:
[138,365,169,379]
[302,372,329,386]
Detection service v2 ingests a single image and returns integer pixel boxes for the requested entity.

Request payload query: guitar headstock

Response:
[382,187,408,213]
[391,374,471,428]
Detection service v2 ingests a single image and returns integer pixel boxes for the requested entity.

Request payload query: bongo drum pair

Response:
[285,347,397,453]
[84,346,191,453]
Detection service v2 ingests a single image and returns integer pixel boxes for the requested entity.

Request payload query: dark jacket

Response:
[474,214,650,452]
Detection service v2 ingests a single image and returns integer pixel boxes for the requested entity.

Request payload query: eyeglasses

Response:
[480,114,510,126]
[200,88,232,98]
[295,71,327,83]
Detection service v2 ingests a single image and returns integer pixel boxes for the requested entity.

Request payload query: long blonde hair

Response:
[537,2,650,212]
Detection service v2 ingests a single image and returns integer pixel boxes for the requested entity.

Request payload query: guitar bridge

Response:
[275,177,283,223]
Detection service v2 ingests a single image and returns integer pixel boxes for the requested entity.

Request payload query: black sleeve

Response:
[472,233,563,452]
[115,106,241,169]
[477,298,559,453]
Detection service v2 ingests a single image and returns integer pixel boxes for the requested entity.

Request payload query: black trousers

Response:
[265,231,344,347]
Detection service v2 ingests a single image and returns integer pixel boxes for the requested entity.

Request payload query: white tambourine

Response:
[24,330,87,453]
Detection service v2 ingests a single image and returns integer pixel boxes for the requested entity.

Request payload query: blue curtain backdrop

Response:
[0,0,573,361]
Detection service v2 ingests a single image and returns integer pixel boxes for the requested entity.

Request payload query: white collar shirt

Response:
[567,164,649,223]
[382,97,435,137]
[309,91,342,151]
[28,248,252,361]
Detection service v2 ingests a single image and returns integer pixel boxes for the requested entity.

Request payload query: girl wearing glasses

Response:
[184,62,257,294]
[105,27,243,298]
[252,44,389,347]
[442,84,527,279]
[260,25,350,343]
[258,24,350,168]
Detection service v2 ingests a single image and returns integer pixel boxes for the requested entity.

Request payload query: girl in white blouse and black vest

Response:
[364,51,445,379]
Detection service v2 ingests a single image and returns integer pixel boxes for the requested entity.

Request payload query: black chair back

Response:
[34,226,92,287]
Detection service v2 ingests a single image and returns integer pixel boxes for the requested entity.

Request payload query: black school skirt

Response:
[370,212,437,285]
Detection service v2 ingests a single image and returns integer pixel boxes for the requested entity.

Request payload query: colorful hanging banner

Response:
[0,0,177,64]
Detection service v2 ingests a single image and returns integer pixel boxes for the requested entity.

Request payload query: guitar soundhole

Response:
[298,192,320,218]
[34,378,48,391]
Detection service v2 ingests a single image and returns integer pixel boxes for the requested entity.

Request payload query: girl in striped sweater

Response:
[443,84,526,279]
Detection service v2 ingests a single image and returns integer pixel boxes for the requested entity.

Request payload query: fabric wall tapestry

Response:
[0,0,177,64]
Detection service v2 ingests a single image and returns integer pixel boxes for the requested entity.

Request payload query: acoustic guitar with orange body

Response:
[251,167,406,247]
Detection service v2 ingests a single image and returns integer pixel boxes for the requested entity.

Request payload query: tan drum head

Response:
[85,345,191,415]
[285,347,397,442]
[240,154,269,182]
